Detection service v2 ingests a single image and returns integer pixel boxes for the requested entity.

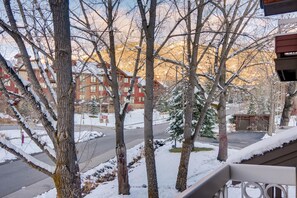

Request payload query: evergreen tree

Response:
[89,99,98,117]
[167,84,216,142]
[247,96,257,115]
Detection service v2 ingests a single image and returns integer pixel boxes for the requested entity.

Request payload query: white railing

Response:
[177,164,296,198]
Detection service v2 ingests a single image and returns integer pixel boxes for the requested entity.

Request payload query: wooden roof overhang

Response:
[261,0,297,16]
[240,139,297,167]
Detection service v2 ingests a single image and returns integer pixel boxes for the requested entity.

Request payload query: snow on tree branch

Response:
[0,137,55,176]
[0,79,56,161]
[0,54,57,144]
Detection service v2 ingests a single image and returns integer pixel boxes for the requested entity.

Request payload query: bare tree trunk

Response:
[176,64,196,192]
[175,139,193,191]
[106,0,130,194]
[268,81,275,135]
[115,118,130,194]
[175,0,204,191]
[144,32,159,198]
[217,64,228,161]
[280,82,296,126]
[49,1,81,197]
[137,0,159,197]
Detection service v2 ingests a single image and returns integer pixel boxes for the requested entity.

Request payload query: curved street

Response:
[0,123,266,198]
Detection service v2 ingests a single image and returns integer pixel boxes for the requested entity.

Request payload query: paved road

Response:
[0,123,265,197]
[0,123,169,197]
[202,131,266,149]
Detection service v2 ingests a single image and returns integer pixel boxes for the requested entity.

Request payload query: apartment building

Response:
[0,56,165,113]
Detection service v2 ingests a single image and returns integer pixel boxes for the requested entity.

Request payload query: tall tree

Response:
[167,0,273,190]
[137,0,159,197]
[175,0,215,191]
[214,0,260,161]
[72,0,146,194]
[0,0,82,197]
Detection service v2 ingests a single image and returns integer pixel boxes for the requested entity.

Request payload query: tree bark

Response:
[137,0,159,197]
[217,63,228,161]
[175,0,204,191]
[175,139,193,191]
[49,0,81,197]
[217,91,228,161]
[280,82,296,126]
[106,0,130,194]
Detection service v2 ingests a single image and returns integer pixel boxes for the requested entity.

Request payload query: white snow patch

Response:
[74,109,168,129]
[36,141,239,198]
[227,127,297,163]
[0,137,55,173]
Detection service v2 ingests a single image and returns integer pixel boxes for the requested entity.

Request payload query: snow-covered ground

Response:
[36,141,239,198]
[37,138,296,198]
[0,113,14,119]
[0,130,104,163]
[74,109,168,129]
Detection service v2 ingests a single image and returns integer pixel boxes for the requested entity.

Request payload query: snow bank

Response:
[227,127,297,163]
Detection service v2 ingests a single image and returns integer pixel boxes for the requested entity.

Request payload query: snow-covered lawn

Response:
[36,141,239,198]
[74,109,168,129]
[36,138,297,198]
[0,130,104,163]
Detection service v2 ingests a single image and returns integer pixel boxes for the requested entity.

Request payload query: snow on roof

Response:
[122,70,133,77]
[227,127,297,164]
[72,61,105,75]
[138,78,146,86]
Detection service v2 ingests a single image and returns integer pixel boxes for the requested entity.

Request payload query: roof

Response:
[227,127,297,164]
[137,78,166,88]
[138,78,146,86]
[72,61,105,75]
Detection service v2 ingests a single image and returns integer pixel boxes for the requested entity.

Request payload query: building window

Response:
[139,87,142,93]
[91,95,96,100]
[40,83,46,88]
[79,95,85,100]
[80,75,85,82]
[90,85,96,92]
[124,87,129,92]
[99,85,104,91]
[139,97,144,102]
[130,97,134,103]
[80,85,85,93]
[91,76,96,83]
[124,78,129,83]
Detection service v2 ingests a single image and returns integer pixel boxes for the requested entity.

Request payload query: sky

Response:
[0,0,293,61]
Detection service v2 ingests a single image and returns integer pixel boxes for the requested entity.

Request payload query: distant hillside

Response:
[92,42,274,87]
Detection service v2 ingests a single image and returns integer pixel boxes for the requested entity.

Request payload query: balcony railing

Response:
[177,164,296,198]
